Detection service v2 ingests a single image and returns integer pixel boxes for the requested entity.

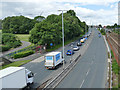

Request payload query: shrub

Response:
[13,50,34,59]
[2,33,22,49]
[1,45,11,52]
[112,59,119,75]
[100,29,106,35]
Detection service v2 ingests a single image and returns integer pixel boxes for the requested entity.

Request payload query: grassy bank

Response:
[15,34,30,42]
[111,50,120,88]
[46,34,84,52]
[0,60,31,70]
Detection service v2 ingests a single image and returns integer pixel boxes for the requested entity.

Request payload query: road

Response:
[56,28,108,88]
[22,29,92,88]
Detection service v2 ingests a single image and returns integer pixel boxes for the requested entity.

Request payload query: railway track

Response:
[107,32,120,65]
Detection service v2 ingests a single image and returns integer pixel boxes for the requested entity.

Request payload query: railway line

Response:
[106,32,120,65]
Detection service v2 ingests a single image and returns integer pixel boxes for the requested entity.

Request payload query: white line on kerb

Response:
[80,79,85,88]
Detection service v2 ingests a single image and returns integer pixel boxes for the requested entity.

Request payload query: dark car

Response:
[66,50,74,55]
[99,34,101,38]
[77,42,82,46]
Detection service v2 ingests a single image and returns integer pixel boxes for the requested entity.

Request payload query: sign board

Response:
[50,43,53,46]
[46,56,53,60]
[56,53,60,61]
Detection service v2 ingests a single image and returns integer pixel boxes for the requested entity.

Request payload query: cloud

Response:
[1,0,119,25]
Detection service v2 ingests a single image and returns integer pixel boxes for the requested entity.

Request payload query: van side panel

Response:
[2,68,27,88]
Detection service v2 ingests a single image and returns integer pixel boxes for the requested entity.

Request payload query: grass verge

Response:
[15,34,30,42]
[46,34,84,52]
[111,50,120,88]
[0,60,31,70]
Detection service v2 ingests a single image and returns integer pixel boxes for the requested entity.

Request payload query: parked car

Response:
[66,50,74,55]
[77,42,82,46]
[73,46,79,51]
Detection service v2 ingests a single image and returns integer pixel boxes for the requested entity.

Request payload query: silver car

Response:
[73,46,79,51]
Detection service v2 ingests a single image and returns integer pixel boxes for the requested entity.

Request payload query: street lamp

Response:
[58,10,67,70]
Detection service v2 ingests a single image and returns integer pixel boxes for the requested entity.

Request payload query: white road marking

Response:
[91,60,93,65]
[80,79,85,88]
[30,65,33,68]
[86,68,90,76]
[34,73,37,76]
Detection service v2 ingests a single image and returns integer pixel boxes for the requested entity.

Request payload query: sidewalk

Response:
[1,41,31,57]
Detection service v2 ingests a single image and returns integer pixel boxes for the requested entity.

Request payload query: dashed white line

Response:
[30,65,33,68]
[34,73,37,76]
[86,68,90,76]
[80,79,85,88]
[91,60,93,65]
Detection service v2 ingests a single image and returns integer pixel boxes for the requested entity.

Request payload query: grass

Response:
[46,34,84,52]
[112,59,119,75]
[111,50,114,59]
[15,34,30,42]
[0,60,31,70]
[111,50,120,88]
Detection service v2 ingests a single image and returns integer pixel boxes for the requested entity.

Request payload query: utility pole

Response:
[58,10,67,70]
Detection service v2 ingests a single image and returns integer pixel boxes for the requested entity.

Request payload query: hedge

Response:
[13,50,34,59]
[1,45,11,52]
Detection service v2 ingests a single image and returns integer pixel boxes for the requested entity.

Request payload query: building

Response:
[118,1,120,25]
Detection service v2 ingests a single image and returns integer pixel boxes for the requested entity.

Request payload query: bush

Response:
[100,29,106,35]
[1,45,11,52]
[2,33,22,49]
[13,50,34,59]
[112,59,119,75]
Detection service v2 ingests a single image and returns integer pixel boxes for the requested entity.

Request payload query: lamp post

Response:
[58,10,67,70]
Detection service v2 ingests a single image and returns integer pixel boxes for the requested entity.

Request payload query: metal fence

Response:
[5,45,37,57]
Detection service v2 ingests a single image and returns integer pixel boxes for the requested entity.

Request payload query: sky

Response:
[0,0,119,26]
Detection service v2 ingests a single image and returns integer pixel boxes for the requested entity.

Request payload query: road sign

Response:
[50,43,53,46]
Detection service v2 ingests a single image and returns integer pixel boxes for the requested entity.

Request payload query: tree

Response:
[114,23,117,28]
[2,16,37,34]
[2,33,22,48]
[0,19,2,29]
[34,16,45,22]
[29,10,87,49]
[99,24,102,28]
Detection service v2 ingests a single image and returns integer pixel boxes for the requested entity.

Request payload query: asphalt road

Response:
[56,28,108,88]
[22,29,92,88]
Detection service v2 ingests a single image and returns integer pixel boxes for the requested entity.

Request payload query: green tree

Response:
[2,16,37,34]
[29,10,87,49]
[2,33,22,48]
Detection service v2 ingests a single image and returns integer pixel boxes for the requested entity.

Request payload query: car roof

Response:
[67,50,72,51]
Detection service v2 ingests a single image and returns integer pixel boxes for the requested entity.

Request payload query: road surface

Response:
[22,28,92,88]
[56,28,108,88]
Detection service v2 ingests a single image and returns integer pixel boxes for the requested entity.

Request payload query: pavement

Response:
[22,28,93,88]
[0,41,31,57]
[56,28,108,88]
